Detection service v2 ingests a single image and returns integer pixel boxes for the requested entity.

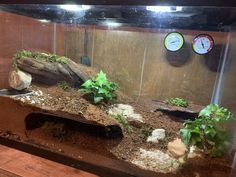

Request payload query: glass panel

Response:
[0,4,235,177]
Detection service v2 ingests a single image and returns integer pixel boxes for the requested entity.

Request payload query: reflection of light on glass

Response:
[38,19,50,23]
[59,5,91,11]
[106,22,122,28]
[146,6,182,13]
[81,5,91,10]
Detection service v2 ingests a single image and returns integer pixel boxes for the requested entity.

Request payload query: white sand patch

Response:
[131,148,180,173]
[108,104,143,122]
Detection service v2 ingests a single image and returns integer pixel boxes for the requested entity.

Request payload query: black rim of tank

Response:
[0,0,236,6]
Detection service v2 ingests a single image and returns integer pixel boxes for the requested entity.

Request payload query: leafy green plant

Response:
[166,98,188,107]
[57,81,70,90]
[114,114,133,133]
[80,70,118,103]
[180,104,234,157]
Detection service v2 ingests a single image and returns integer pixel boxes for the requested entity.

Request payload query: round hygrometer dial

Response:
[164,32,184,52]
[192,34,214,55]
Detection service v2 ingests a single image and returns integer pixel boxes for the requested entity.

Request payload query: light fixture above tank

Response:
[146,6,183,13]
[38,19,50,23]
[58,5,91,12]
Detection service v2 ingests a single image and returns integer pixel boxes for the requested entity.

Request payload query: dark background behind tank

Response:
[0,7,234,110]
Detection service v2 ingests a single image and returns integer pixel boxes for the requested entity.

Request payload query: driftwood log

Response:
[15,57,97,87]
[149,100,204,120]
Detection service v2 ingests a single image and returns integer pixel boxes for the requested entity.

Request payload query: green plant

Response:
[114,114,133,133]
[57,81,70,90]
[166,98,188,107]
[13,50,68,65]
[13,50,33,69]
[56,57,68,64]
[80,70,118,103]
[141,125,153,138]
[180,104,234,157]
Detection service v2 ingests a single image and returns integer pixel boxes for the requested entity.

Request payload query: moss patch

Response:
[13,50,69,69]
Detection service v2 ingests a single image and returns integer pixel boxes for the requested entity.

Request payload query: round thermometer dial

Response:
[164,32,184,52]
[192,34,214,55]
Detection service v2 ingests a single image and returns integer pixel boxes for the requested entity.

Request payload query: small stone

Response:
[20,98,25,102]
[168,138,187,158]
[31,100,36,104]
[187,146,202,159]
[108,104,143,122]
[147,129,166,143]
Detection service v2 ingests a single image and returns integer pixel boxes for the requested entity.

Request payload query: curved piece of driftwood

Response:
[151,100,204,120]
[16,57,97,87]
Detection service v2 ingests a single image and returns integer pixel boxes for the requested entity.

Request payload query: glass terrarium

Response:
[0,2,236,177]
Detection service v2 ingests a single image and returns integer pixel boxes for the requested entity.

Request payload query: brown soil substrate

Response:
[11,85,123,139]
[0,85,233,177]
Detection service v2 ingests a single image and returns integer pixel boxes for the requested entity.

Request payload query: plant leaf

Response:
[180,128,191,145]
[94,96,103,103]
[81,80,93,88]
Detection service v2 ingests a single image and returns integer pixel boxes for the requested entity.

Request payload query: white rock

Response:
[147,129,166,143]
[20,98,25,102]
[131,148,180,173]
[189,145,196,154]
[9,70,32,90]
[167,138,187,158]
[108,104,143,122]
[31,100,36,104]
[187,146,202,159]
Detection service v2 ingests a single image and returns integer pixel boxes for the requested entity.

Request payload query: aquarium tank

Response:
[0,1,236,177]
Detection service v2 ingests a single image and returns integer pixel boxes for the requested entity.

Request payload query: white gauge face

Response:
[164,32,184,52]
[192,35,214,55]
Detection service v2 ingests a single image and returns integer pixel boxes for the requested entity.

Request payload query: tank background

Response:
[0,10,232,108]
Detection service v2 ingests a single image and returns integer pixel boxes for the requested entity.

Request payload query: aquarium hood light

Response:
[146,6,183,13]
[38,19,50,23]
[106,21,122,28]
[58,5,91,12]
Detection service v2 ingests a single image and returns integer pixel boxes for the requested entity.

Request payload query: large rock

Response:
[9,70,32,90]
[147,129,166,143]
[108,104,143,122]
[167,138,187,158]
